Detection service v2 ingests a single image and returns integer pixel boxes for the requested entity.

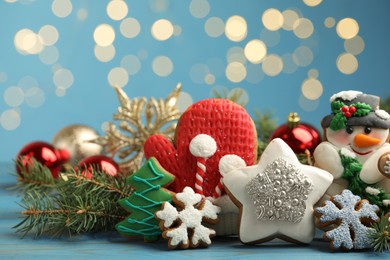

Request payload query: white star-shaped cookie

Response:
[220,138,333,244]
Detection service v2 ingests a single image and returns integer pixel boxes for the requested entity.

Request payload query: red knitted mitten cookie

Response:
[144,98,258,197]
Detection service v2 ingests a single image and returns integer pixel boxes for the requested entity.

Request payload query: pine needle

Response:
[13,165,132,238]
[9,159,57,194]
[370,214,390,253]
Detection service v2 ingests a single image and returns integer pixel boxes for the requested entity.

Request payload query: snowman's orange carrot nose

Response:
[354,134,381,148]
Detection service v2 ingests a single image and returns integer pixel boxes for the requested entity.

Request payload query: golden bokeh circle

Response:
[336,53,358,74]
[94,24,115,47]
[336,18,359,40]
[94,44,116,62]
[301,78,323,100]
[205,17,225,37]
[151,19,174,41]
[152,56,174,77]
[308,68,319,78]
[225,15,247,42]
[226,62,247,83]
[293,18,314,39]
[120,18,141,39]
[244,40,267,64]
[262,54,283,76]
[262,8,284,31]
[282,9,300,31]
[344,35,365,55]
[108,67,128,88]
[324,17,336,28]
[107,0,128,21]
[303,0,323,7]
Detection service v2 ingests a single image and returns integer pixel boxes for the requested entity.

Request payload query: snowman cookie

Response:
[314,90,390,212]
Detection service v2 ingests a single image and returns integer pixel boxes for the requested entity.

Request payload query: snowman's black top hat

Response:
[321,91,390,130]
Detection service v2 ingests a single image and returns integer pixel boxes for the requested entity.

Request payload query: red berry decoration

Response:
[341,105,349,113]
[16,141,70,179]
[269,112,321,154]
[75,155,119,179]
[349,106,357,114]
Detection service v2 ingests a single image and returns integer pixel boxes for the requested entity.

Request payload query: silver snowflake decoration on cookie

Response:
[155,187,221,249]
[315,189,379,250]
[220,138,334,244]
[246,158,313,223]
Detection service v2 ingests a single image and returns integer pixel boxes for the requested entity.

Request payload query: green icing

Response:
[329,101,372,131]
[116,157,174,242]
[340,151,390,214]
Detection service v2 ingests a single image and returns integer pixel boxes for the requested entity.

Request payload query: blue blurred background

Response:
[0,0,389,161]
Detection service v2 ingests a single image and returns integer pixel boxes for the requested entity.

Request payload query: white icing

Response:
[340,147,356,159]
[176,186,202,207]
[365,186,380,196]
[207,195,239,214]
[383,199,390,207]
[329,90,362,102]
[165,223,188,246]
[385,155,390,174]
[189,134,217,158]
[156,187,220,248]
[219,154,246,177]
[375,109,390,120]
[316,189,379,250]
[222,138,334,244]
[156,202,179,228]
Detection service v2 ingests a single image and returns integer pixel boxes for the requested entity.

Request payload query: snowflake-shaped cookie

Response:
[155,187,221,249]
[315,189,380,250]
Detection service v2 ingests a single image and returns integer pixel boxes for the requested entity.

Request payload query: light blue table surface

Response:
[0,162,387,259]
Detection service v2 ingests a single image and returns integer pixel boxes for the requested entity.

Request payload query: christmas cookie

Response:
[315,189,380,250]
[143,98,258,197]
[220,138,333,244]
[116,157,175,242]
[314,90,390,212]
[155,186,221,249]
[378,152,390,178]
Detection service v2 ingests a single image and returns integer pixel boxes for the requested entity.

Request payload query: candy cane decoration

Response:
[189,134,217,195]
[213,178,224,198]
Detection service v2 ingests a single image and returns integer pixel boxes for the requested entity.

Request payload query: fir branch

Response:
[211,88,248,107]
[370,214,390,253]
[10,159,57,194]
[14,168,132,238]
[380,95,390,113]
[64,171,132,197]
[253,110,277,143]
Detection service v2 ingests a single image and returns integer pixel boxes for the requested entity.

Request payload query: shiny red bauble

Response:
[75,155,120,179]
[270,112,321,154]
[16,141,70,179]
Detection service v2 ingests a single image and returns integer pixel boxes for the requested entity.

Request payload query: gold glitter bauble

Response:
[52,124,103,165]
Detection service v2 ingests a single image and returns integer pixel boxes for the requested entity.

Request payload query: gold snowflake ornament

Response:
[97,83,182,174]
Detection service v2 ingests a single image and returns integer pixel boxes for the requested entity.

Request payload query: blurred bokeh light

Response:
[0,0,389,161]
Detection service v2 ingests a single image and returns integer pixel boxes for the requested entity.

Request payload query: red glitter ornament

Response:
[270,112,321,154]
[75,155,120,179]
[16,141,69,178]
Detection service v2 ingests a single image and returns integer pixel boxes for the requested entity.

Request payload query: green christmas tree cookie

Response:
[116,157,175,242]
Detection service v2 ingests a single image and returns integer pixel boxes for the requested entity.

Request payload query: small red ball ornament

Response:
[270,112,321,154]
[16,141,70,178]
[75,155,120,179]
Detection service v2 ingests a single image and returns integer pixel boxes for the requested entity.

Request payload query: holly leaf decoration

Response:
[330,112,347,131]
[331,101,344,114]
[353,102,372,117]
